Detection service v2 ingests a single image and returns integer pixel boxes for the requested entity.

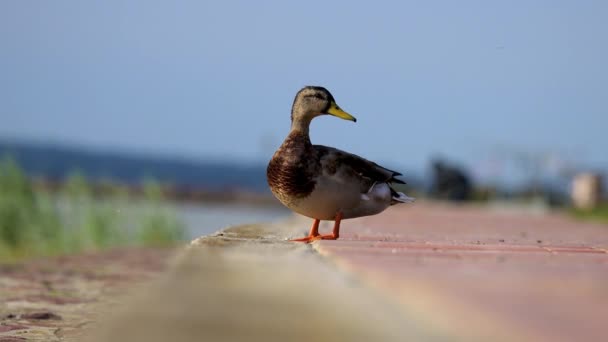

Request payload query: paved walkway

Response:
[78,202,608,341]
[312,202,608,341]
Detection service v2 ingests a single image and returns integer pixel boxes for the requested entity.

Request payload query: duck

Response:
[267,86,414,242]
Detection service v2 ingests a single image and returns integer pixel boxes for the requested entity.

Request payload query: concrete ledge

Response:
[85,222,444,342]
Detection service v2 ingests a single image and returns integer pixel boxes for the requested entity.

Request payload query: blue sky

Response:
[1,1,606,179]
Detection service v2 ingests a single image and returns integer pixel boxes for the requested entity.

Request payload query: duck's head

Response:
[291,86,356,125]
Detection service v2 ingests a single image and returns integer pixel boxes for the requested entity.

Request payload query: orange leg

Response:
[289,212,343,243]
[316,212,342,240]
[289,219,320,242]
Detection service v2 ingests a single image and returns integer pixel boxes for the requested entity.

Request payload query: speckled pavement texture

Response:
[0,248,175,341]
[311,202,608,341]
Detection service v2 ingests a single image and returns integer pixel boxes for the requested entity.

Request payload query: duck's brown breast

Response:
[266,131,319,203]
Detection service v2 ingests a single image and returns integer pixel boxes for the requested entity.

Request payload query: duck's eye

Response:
[305,94,326,100]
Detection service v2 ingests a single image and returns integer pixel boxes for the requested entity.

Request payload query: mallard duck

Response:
[267,86,414,242]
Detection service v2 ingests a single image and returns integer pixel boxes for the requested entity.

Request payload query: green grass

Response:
[0,157,185,261]
[569,203,608,224]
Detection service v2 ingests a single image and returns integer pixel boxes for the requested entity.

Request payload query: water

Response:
[173,203,291,239]
[55,196,291,241]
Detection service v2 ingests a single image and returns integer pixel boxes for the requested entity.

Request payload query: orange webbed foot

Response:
[289,236,319,243]
[289,233,338,243]
[316,234,339,240]
[289,214,342,243]
[289,219,321,243]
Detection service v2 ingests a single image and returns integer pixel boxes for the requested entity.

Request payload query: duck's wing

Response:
[314,145,405,193]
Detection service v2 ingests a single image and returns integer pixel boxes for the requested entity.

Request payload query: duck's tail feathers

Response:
[390,188,416,205]
[390,176,406,185]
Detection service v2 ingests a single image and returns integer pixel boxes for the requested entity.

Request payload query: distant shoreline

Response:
[31,177,283,208]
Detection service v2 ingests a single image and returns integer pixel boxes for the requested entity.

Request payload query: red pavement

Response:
[313,202,608,342]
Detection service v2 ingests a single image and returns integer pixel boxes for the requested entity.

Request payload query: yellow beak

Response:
[327,102,357,122]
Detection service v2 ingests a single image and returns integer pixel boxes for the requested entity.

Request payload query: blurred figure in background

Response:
[571,172,603,210]
[430,159,472,202]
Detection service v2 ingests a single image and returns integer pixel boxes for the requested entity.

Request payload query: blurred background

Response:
[1,1,606,260]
